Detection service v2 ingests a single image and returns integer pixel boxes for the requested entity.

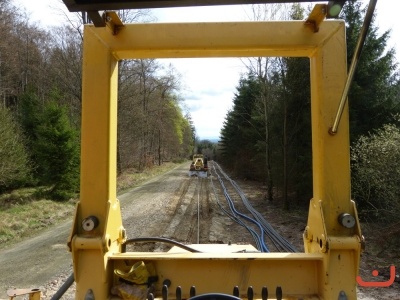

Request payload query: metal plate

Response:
[62,0,330,12]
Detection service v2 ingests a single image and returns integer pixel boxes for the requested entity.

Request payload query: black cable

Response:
[50,273,75,300]
[123,237,202,253]
[213,162,298,253]
[210,170,263,250]
[211,163,269,252]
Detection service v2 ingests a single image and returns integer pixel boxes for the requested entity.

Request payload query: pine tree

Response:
[342,0,400,142]
[274,56,312,208]
[19,90,80,200]
[34,98,80,200]
[0,107,31,190]
[219,76,263,178]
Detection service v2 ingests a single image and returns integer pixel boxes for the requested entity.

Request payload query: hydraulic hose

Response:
[123,237,202,253]
[50,273,75,300]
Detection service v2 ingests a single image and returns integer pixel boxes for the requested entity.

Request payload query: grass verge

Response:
[0,189,76,250]
[0,162,184,250]
[117,162,182,193]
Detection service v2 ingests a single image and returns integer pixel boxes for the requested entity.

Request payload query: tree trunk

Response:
[158,129,162,165]
[283,95,289,210]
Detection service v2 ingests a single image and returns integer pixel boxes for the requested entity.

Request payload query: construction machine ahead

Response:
[15,0,376,299]
[189,154,208,178]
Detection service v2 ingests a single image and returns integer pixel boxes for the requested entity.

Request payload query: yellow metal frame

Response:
[68,20,362,299]
[7,289,40,300]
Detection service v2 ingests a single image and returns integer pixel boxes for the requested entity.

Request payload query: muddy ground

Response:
[0,162,398,299]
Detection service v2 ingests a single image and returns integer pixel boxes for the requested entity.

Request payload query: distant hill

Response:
[201,138,219,143]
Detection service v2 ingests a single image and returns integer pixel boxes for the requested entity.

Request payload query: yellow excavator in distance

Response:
[189,154,208,178]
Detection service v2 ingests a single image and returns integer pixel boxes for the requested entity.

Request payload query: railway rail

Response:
[123,161,296,254]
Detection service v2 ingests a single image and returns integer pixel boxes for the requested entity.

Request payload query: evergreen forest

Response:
[218,1,400,226]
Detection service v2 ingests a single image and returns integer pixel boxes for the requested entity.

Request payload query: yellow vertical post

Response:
[305,21,361,299]
[70,24,124,299]
[80,22,118,225]
[310,22,351,234]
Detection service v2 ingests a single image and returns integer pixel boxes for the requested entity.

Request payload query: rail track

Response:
[122,162,297,253]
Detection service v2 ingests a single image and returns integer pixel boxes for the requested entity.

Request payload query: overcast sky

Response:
[14,0,400,140]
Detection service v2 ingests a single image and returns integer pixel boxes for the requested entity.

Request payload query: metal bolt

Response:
[338,213,356,229]
[82,216,99,232]
[338,290,347,300]
[84,289,95,300]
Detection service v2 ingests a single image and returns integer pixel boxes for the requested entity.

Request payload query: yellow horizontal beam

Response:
[110,252,324,260]
[111,252,324,298]
[86,20,344,60]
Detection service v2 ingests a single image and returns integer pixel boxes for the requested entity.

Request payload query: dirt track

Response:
[0,163,254,299]
[119,163,254,251]
[0,162,398,299]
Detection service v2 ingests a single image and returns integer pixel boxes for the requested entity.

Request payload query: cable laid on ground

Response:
[210,173,263,250]
[210,162,269,252]
[217,163,297,252]
[215,162,297,252]
[212,161,298,253]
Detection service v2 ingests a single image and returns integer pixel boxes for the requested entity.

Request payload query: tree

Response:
[184,111,196,158]
[196,139,215,160]
[274,55,312,209]
[18,90,42,170]
[0,106,31,190]
[219,76,263,179]
[243,56,276,200]
[180,113,195,160]
[34,96,80,200]
[160,100,191,161]
[46,26,83,126]
[117,59,190,172]
[231,3,312,207]
[241,3,291,201]
[275,4,312,209]
[0,1,198,197]
[19,90,80,200]
[342,0,400,142]
[351,120,400,222]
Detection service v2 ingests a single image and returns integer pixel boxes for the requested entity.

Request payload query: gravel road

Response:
[0,163,253,299]
[1,162,398,299]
